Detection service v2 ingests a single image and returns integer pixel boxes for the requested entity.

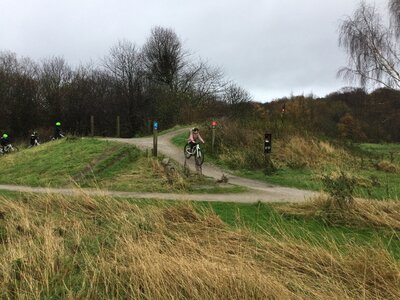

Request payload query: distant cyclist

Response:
[53,122,64,139]
[187,127,205,153]
[30,131,40,147]
[0,133,11,152]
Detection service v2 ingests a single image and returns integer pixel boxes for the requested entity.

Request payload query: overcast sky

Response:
[0,0,386,102]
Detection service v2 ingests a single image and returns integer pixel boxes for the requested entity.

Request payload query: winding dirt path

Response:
[0,129,317,203]
[104,128,317,202]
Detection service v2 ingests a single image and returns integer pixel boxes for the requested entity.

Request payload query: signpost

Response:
[264,132,274,174]
[211,120,217,153]
[281,103,286,124]
[153,120,158,157]
[264,133,272,154]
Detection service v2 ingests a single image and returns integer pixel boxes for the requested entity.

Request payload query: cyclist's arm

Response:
[198,134,205,144]
[188,132,195,143]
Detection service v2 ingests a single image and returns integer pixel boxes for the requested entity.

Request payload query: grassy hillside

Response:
[0,137,244,194]
[0,192,399,298]
[172,127,400,200]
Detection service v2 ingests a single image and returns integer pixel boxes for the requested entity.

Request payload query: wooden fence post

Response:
[90,115,94,137]
[116,116,120,137]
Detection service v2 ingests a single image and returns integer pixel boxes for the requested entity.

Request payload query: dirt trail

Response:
[105,128,317,202]
[0,129,317,203]
[0,184,307,203]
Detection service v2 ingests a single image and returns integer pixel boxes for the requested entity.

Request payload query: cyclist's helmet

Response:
[56,122,61,126]
[192,127,199,133]
[2,133,8,138]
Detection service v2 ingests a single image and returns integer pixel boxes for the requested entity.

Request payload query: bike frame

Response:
[1,144,14,154]
[194,144,200,156]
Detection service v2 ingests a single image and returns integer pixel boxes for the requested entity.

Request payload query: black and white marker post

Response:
[264,132,274,174]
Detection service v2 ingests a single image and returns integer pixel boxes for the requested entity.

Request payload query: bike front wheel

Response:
[184,143,192,159]
[195,149,204,166]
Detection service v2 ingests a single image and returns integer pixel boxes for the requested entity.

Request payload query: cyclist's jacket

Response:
[188,131,204,144]
[54,127,63,139]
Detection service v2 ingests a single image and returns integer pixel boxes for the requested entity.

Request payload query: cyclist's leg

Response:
[189,142,196,153]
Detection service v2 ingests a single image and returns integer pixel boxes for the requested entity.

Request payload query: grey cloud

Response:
[0,0,380,101]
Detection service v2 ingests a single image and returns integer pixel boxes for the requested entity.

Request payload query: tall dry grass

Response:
[203,120,353,170]
[276,195,400,230]
[0,192,399,299]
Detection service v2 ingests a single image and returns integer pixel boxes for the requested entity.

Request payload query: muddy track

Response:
[105,128,317,202]
[0,129,317,203]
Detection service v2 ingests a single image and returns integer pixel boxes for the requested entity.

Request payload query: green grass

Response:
[198,201,400,260]
[357,143,400,163]
[158,124,193,136]
[237,168,322,190]
[171,131,400,200]
[0,138,115,186]
[171,131,189,148]
[0,137,246,194]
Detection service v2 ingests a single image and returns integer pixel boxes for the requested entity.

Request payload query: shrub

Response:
[375,160,399,173]
[321,171,357,208]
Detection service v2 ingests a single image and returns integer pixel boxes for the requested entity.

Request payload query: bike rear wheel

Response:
[195,149,204,166]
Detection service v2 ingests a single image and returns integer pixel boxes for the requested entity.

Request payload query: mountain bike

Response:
[51,133,65,140]
[184,143,204,166]
[0,144,19,154]
[29,137,40,147]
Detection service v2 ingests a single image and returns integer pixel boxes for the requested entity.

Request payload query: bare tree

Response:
[338,1,400,89]
[39,57,72,122]
[103,40,145,134]
[103,40,142,91]
[40,57,72,90]
[0,51,41,136]
[389,0,400,36]
[223,83,252,105]
[142,26,186,91]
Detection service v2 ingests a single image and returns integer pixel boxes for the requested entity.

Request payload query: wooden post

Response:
[212,126,216,153]
[211,120,217,154]
[153,120,158,157]
[116,116,120,138]
[90,115,94,137]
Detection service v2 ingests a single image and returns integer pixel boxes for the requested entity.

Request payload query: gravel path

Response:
[104,128,317,202]
[0,129,317,203]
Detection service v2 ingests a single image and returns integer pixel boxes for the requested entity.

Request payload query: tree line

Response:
[264,87,400,143]
[3,1,400,145]
[0,26,250,140]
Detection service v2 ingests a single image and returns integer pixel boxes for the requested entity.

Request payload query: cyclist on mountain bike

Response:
[30,131,40,147]
[187,127,205,154]
[54,122,64,139]
[1,133,11,152]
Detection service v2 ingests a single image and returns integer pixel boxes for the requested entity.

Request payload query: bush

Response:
[375,160,399,173]
[321,171,357,208]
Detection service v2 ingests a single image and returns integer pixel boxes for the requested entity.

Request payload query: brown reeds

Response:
[277,195,400,230]
[0,192,399,299]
